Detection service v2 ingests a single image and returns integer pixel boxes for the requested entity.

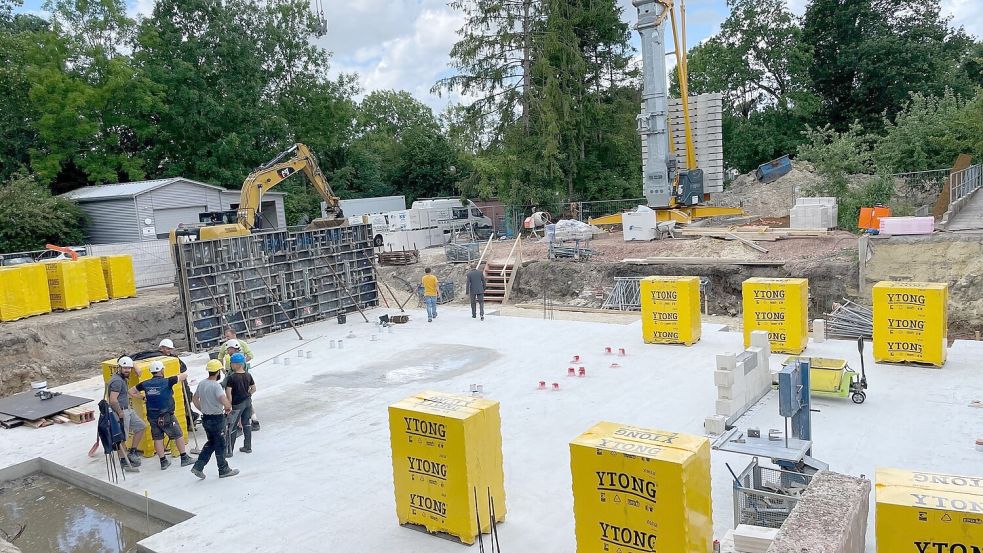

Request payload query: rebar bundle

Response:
[825,299,872,339]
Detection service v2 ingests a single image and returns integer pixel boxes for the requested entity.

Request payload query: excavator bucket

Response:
[306,217,348,229]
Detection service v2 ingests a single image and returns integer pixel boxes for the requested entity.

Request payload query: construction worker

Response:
[190,360,239,479]
[224,329,254,362]
[129,360,196,470]
[224,353,256,456]
[422,267,439,322]
[107,356,145,473]
[466,262,486,320]
[132,338,199,427]
[223,339,261,431]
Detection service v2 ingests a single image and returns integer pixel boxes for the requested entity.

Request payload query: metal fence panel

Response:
[950,164,982,204]
[89,240,175,288]
[733,458,812,529]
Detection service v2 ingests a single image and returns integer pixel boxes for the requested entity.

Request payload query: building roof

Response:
[63,178,225,202]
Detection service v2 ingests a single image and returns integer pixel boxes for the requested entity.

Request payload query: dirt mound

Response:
[0,288,185,398]
[715,161,823,218]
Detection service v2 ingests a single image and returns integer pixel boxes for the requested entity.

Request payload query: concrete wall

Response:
[767,471,871,553]
[861,233,983,326]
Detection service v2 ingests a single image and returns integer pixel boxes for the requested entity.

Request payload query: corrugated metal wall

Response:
[78,198,141,244]
[136,180,224,240]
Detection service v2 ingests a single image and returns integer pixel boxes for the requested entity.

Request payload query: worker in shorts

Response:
[130,360,196,470]
[190,360,239,479]
[107,356,145,472]
[222,339,261,431]
[224,353,256,456]
[132,338,200,428]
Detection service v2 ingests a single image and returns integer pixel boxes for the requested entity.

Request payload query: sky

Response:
[17,0,983,112]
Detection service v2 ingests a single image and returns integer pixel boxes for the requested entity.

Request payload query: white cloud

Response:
[943,0,983,37]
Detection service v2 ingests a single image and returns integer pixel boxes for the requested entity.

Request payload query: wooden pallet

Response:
[63,405,96,423]
[377,250,419,266]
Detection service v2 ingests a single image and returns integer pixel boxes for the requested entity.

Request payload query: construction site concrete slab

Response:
[1,305,982,552]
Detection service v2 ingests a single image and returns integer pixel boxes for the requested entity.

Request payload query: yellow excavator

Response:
[170,143,346,243]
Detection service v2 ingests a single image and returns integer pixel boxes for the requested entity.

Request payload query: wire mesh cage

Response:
[732,457,813,529]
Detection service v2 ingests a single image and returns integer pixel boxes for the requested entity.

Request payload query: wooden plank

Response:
[727,232,770,253]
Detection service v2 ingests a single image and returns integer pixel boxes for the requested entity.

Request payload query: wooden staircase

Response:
[483,262,515,303]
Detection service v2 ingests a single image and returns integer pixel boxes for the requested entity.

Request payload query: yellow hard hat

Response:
[205,359,223,373]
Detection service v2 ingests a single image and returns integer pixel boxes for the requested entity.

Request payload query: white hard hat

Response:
[159,338,174,349]
[117,356,134,368]
[225,339,240,350]
[149,360,165,373]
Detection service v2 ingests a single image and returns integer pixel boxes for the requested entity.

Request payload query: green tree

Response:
[0,172,87,251]
[874,90,983,173]
[0,4,46,181]
[436,0,545,138]
[677,0,816,173]
[803,0,978,130]
[26,0,160,191]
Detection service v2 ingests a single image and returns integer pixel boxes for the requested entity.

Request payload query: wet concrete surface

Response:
[0,473,169,553]
[309,343,501,388]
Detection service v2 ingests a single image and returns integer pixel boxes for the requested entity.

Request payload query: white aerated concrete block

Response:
[714,370,735,387]
[716,352,737,371]
[715,398,735,416]
[704,415,728,435]
[813,319,826,343]
[749,330,770,352]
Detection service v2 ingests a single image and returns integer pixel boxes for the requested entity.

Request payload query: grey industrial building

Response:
[63,178,287,244]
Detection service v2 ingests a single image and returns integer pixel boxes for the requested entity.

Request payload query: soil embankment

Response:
[0,287,184,398]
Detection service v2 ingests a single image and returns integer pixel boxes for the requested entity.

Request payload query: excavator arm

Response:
[237,143,344,230]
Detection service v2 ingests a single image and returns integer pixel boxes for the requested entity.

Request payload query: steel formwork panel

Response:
[174,224,378,352]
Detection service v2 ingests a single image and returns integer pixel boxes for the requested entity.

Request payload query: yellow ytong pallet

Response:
[570,422,713,553]
[742,277,809,354]
[45,260,90,310]
[876,468,983,552]
[389,391,506,545]
[0,266,31,321]
[102,356,188,457]
[872,281,947,367]
[81,256,109,302]
[21,263,52,316]
[640,276,702,345]
[101,254,137,299]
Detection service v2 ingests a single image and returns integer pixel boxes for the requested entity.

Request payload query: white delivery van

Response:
[409,198,493,238]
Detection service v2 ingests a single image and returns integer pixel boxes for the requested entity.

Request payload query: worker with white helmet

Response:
[222,336,261,431]
[107,356,146,473]
[129,360,196,470]
[133,338,199,428]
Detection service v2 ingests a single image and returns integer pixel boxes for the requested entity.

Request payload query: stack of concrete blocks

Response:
[766,471,871,553]
[790,197,838,229]
[705,330,772,434]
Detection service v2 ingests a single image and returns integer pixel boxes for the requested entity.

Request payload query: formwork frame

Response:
[173,224,378,352]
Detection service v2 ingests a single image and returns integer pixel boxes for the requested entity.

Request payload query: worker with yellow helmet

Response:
[190,360,239,479]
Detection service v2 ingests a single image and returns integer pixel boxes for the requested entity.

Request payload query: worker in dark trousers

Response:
[224,353,256,456]
[466,262,487,320]
[130,360,196,470]
[190,360,239,479]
